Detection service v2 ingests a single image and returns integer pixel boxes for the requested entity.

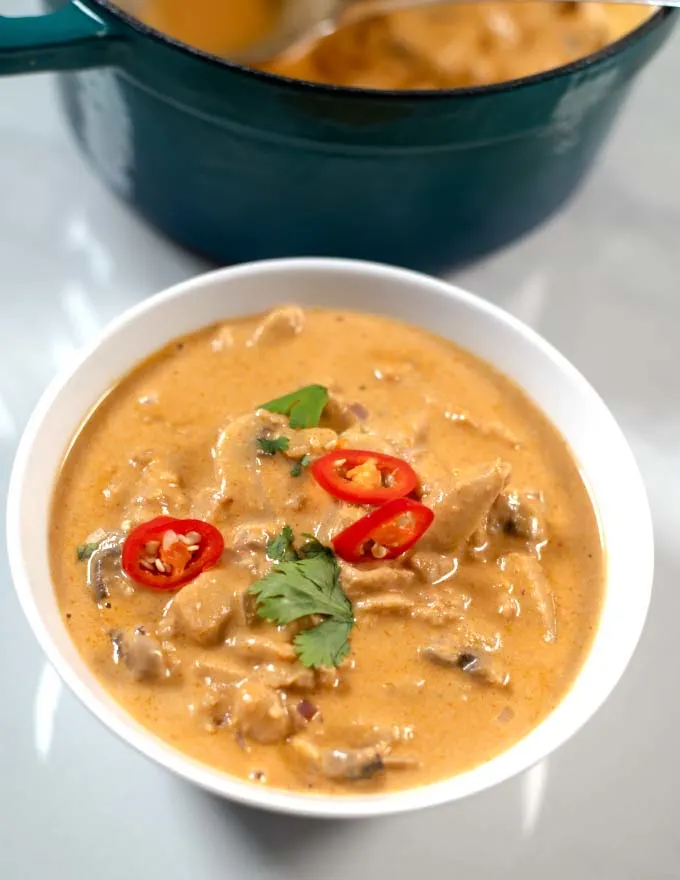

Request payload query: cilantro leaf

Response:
[77,542,100,561]
[290,454,311,477]
[260,384,329,430]
[294,618,353,669]
[257,435,290,456]
[299,535,335,560]
[249,555,351,623]
[266,525,297,563]
[248,542,354,668]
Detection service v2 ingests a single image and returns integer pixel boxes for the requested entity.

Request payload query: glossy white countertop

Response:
[2,3,679,877]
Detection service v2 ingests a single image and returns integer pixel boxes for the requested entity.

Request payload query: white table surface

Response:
[2,3,679,877]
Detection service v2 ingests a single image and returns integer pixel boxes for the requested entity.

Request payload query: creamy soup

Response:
[51,307,603,794]
[114,0,652,89]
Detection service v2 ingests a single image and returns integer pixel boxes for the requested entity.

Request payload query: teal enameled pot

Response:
[0,3,676,271]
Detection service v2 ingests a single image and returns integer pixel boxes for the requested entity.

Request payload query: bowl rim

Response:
[95,0,674,100]
[7,257,654,819]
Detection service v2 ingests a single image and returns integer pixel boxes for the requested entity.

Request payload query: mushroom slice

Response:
[87,532,125,603]
[422,643,509,687]
[489,490,547,546]
[290,737,388,781]
[110,627,169,682]
[290,722,415,781]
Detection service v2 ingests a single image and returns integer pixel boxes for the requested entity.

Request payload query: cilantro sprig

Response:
[76,541,100,561]
[295,619,353,669]
[290,454,311,477]
[266,525,297,563]
[257,435,290,456]
[260,384,329,430]
[249,527,354,668]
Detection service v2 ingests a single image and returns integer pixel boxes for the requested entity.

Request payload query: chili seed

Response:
[154,559,167,573]
[162,529,179,551]
[186,544,200,553]
[184,531,201,544]
[144,540,160,554]
[371,544,389,559]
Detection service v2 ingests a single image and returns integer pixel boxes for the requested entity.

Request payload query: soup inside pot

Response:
[50,307,604,794]
[113,0,653,89]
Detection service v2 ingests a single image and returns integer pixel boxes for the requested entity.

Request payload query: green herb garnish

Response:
[257,435,290,456]
[298,533,335,559]
[76,542,100,561]
[290,454,311,477]
[249,530,354,668]
[294,618,353,670]
[260,384,329,430]
[266,525,297,563]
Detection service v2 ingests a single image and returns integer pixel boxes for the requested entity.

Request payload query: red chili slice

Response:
[121,516,225,590]
[310,449,419,505]
[332,498,435,563]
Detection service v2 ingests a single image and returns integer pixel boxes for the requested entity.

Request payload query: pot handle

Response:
[0,3,126,76]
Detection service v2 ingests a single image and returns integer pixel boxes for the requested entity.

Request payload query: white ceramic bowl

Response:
[7,258,653,819]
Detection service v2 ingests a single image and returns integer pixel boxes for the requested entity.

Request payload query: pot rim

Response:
[93,0,674,99]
